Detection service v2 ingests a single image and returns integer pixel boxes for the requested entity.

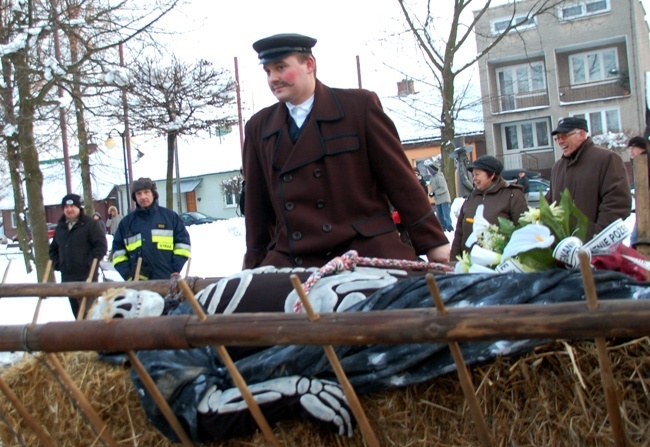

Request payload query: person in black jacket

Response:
[49,193,107,318]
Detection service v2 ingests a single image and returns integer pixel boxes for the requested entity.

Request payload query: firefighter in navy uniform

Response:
[111,178,191,280]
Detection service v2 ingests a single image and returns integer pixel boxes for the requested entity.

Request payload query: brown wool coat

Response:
[450,178,528,259]
[548,138,632,240]
[243,80,447,269]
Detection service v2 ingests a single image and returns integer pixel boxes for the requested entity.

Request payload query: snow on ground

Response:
[0,217,247,366]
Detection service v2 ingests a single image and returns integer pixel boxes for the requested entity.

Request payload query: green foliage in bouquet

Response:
[537,189,589,242]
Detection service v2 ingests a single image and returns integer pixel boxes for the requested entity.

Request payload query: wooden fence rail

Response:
[0,299,649,353]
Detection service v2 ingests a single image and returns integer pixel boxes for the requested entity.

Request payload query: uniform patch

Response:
[157,223,166,229]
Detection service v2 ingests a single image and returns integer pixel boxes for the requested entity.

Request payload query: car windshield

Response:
[186,212,209,219]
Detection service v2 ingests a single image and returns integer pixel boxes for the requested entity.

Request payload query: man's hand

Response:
[426,244,450,263]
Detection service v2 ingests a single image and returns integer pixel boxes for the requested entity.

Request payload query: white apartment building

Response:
[474,0,650,177]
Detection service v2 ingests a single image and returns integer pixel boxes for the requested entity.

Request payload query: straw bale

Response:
[0,337,648,446]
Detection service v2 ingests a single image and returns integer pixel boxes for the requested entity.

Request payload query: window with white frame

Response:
[501,118,552,152]
[571,108,621,135]
[491,14,536,35]
[569,47,618,86]
[559,0,610,20]
[496,62,546,111]
[224,192,238,207]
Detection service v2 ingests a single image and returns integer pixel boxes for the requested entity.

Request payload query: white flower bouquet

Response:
[454,189,626,274]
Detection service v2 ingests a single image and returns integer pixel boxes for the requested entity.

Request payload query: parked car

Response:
[47,223,57,239]
[501,169,542,181]
[508,178,550,206]
[12,223,58,242]
[179,212,218,226]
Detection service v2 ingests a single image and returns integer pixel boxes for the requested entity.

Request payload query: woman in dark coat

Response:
[451,156,528,259]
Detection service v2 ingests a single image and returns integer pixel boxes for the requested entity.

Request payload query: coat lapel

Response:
[262,81,345,173]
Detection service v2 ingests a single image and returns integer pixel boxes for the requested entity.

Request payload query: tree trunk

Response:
[1,58,32,273]
[166,131,177,209]
[440,70,457,199]
[69,22,94,216]
[13,50,50,280]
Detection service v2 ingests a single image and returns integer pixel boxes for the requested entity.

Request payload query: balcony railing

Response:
[490,89,550,114]
[558,80,630,104]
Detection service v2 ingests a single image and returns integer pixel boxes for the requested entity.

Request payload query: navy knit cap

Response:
[61,193,82,209]
[627,136,648,152]
[467,155,504,176]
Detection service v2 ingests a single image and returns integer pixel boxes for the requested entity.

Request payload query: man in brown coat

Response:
[242,33,449,269]
[547,117,631,239]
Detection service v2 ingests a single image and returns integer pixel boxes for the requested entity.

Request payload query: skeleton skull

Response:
[88,288,165,320]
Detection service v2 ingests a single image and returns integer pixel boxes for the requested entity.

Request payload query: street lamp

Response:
[105,129,136,211]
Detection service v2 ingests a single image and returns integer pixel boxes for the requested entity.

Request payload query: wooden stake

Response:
[126,258,195,446]
[76,258,98,321]
[1,259,12,283]
[425,273,493,447]
[0,374,56,447]
[126,352,195,446]
[30,260,52,325]
[0,258,57,447]
[46,353,118,446]
[178,278,280,447]
[30,263,118,446]
[632,151,649,257]
[289,274,379,447]
[578,250,627,447]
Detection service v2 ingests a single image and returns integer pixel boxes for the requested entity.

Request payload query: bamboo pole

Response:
[76,258,98,321]
[45,353,118,446]
[0,278,222,298]
[126,258,195,446]
[0,258,57,447]
[290,274,379,447]
[0,371,57,447]
[177,278,281,447]
[126,352,195,446]
[425,274,493,447]
[3,299,650,353]
[30,260,52,325]
[1,259,11,283]
[633,152,649,257]
[28,255,118,445]
[578,251,627,447]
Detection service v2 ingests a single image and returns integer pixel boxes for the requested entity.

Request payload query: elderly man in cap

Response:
[242,33,449,269]
[111,177,191,281]
[49,193,107,317]
[547,117,631,239]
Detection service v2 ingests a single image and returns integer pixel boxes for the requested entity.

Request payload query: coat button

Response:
[316,199,325,208]
[313,169,323,178]
[282,174,293,182]
[285,202,295,211]
[292,231,302,240]
[322,224,332,232]
[294,257,303,266]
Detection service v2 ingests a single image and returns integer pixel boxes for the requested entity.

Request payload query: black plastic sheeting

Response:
[130,269,650,443]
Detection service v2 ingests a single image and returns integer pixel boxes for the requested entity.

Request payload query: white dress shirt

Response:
[286,94,315,128]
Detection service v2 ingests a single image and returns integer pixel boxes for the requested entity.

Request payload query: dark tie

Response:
[287,113,302,143]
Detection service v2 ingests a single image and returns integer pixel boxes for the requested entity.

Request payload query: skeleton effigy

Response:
[88,257,650,443]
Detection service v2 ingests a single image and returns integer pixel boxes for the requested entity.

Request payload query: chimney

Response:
[397,79,415,97]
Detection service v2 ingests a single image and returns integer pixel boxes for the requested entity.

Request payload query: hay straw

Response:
[0,337,648,446]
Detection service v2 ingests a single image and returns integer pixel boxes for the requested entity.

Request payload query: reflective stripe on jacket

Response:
[112,201,191,280]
